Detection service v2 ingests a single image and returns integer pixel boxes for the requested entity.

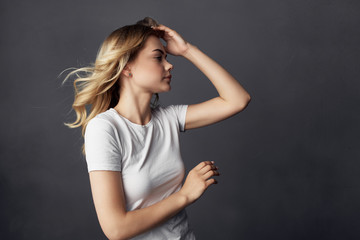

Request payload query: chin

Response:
[160,85,171,92]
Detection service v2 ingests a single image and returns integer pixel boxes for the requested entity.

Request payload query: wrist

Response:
[182,43,197,59]
[176,189,192,207]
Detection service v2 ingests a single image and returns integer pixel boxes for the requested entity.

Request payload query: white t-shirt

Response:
[84,104,196,240]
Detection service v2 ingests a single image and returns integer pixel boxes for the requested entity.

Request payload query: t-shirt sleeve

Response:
[169,104,188,132]
[84,117,122,172]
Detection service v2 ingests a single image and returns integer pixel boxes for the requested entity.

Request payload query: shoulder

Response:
[153,104,188,117]
[85,109,119,136]
[153,104,188,132]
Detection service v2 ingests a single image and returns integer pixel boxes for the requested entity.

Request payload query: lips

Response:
[164,75,172,80]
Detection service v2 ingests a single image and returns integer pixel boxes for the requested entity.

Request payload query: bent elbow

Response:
[104,228,129,240]
[104,229,119,240]
[107,230,127,240]
[102,222,128,240]
[106,223,138,240]
[244,95,251,108]
[235,95,251,112]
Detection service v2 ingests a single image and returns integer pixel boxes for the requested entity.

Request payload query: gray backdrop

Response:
[1,0,359,239]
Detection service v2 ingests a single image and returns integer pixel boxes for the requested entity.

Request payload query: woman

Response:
[64,17,250,240]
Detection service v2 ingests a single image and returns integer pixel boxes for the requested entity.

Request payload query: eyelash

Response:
[155,56,163,61]
[155,56,168,62]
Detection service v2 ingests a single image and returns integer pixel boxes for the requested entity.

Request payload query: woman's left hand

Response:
[152,24,190,57]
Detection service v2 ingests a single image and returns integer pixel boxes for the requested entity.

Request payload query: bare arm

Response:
[183,43,251,108]
[153,24,251,130]
[183,43,251,130]
[89,161,219,240]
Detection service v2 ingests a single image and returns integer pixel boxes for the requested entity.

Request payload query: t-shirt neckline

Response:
[110,108,154,128]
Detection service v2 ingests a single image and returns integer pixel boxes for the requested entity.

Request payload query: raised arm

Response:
[182,43,251,130]
[152,24,251,130]
[89,161,219,240]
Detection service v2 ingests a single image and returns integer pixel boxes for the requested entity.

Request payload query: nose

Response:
[166,60,173,72]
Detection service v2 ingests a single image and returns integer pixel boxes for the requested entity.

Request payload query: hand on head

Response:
[152,24,190,57]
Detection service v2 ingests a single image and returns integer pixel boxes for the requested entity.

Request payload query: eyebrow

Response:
[152,49,167,57]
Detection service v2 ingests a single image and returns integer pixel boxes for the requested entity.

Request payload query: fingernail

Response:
[211,161,215,164]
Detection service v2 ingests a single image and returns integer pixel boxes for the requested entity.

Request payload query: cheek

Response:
[139,63,162,78]
[133,65,162,87]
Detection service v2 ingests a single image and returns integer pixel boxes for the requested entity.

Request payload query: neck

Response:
[114,86,154,126]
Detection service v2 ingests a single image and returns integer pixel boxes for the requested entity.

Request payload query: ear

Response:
[121,64,132,78]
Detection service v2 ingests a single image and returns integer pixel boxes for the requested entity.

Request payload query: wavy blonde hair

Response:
[63,17,163,154]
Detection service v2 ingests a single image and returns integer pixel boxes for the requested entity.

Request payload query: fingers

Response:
[194,161,220,182]
[199,163,218,175]
[194,161,214,171]
[205,178,218,188]
[152,24,169,30]
[152,24,175,36]
[203,168,220,180]
[151,25,166,32]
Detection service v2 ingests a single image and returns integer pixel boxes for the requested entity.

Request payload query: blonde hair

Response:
[62,17,163,154]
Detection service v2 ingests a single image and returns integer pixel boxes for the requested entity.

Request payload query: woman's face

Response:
[126,35,173,94]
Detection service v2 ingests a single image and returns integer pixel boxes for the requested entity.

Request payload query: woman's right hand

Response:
[179,161,220,205]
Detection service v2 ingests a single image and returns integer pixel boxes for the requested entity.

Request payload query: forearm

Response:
[183,43,251,107]
[113,191,189,240]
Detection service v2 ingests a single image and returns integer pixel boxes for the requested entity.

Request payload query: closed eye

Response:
[152,49,167,59]
[155,55,167,62]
